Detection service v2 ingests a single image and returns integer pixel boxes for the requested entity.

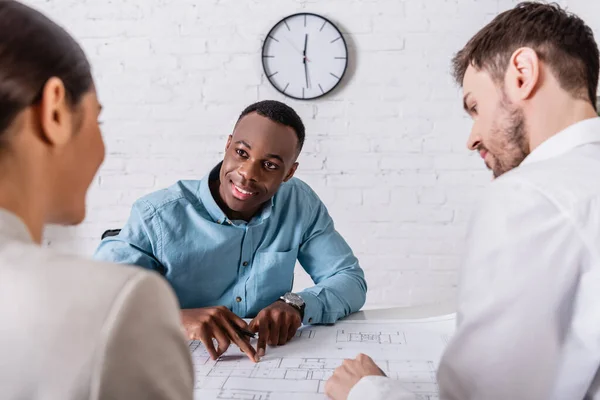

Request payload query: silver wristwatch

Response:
[279,292,305,320]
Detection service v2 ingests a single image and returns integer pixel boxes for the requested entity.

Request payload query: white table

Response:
[343,302,456,321]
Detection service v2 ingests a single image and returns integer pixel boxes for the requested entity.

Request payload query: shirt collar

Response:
[0,209,34,243]
[198,162,275,226]
[521,116,600,167]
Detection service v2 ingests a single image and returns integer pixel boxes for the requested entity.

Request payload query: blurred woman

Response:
[0,1,193,398]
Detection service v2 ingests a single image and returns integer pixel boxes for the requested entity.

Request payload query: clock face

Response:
[262,13,348,100]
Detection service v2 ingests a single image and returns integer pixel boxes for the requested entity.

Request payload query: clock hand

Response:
[303,33,307,56]
[304,61,310,89]
[283,35,311,62]
[303,34,309,88]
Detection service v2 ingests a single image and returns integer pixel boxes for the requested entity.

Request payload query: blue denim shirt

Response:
[94,165,367,324]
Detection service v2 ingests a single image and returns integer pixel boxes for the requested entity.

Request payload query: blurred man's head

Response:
[453,2,599,178]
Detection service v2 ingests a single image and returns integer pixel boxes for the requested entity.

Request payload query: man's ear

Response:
[505,47,540,102]
[38,77,73,147]
[283,162,299,182]
[225,135,233,152]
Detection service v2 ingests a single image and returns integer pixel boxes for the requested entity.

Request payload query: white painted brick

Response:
[124,157,217,175]
[371,137,423,153]
[327,173,378,189]
[319,137,371,153]
[155,174,201,189]
[326,154,380,172]
[314,103,348,119]
[36,0,577,308]
[430,256,463,271]
[148,136,227,155]
[433,153,482,170]
[82,3,144,20]
[99,174,155,189]
[145,104,198,121]
[390,188,419,205]
[86,189,125,207]
[418,187,447,205]
[437,170,491,186]
[97,38,152,58]
[297,153,326,171]
[297,137,320,154]
[97,156,126,172]
[333,189,363,206]
[104,137,151,155]
[120,190,159,207]
[388,171,437,187]
[86,205,135,224]
[371,223,466,240]
[303,119,347,136]
[362,187,391,206]
[121,56,179,72]
[453,205,476,224]
[445,186,485,204]
[360,255,430,271]
[353,33,405,52]
[292,173,327,193]
[380,155,434,171]
[178,54,229,71]
[203,84,259,104]
[347,102,400,118]
[395,207,454,223]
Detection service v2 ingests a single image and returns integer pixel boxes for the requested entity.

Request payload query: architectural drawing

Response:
[190,343,438,399]
[336,328,407,345]
[189,317,456,400]
[294,329,316,339]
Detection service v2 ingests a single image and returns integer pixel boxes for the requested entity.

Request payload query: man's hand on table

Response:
[325,353,387,400]
[249,300,302,358]
[181,306,258,362]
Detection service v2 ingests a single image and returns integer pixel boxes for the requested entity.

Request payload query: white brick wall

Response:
[26,0,586,309]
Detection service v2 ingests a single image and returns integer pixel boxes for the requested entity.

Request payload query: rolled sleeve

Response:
[94,200,165,274]
[297,193,367,324]
[348,376,418,400]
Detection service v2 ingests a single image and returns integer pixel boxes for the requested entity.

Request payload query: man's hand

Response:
[181,306,258,362]
[325,354,386,400]
[249,300,302,357]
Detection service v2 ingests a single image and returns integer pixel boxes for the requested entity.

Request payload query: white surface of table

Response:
[343,302,456,321]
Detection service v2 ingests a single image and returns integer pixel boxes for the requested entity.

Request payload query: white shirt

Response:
[350,117,600,400]
[0,210,194,399]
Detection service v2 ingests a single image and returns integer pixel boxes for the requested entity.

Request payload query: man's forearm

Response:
[299,271,366,324]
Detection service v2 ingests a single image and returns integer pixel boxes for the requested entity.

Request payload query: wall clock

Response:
[262,13,349,100]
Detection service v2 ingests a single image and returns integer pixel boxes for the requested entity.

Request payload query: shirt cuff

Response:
[297,289,323,325]
[348,376,418,400]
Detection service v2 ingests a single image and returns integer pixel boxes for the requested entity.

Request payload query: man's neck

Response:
[527,96,598,151]
[209,179,260,222]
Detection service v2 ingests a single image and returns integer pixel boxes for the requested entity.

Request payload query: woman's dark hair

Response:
[0,0,93,141]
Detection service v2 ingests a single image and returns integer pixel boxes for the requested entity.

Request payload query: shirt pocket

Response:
[252,248,299,308]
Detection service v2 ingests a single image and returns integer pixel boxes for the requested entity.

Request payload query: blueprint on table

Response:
[189,314,456,400]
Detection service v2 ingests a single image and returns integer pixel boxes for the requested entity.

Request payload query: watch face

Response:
[284,293,305,307]
[262,13,348,100]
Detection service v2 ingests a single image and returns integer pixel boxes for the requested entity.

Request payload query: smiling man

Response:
[94,100,367,362]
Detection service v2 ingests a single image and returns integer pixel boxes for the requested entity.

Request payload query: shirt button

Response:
[236,297,242,303]
[308,318,313,323]
[242,261,249,267]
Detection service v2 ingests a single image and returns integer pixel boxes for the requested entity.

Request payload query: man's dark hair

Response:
[0,1,93,146]
[452,1,599,110]
[237,100,306,152]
